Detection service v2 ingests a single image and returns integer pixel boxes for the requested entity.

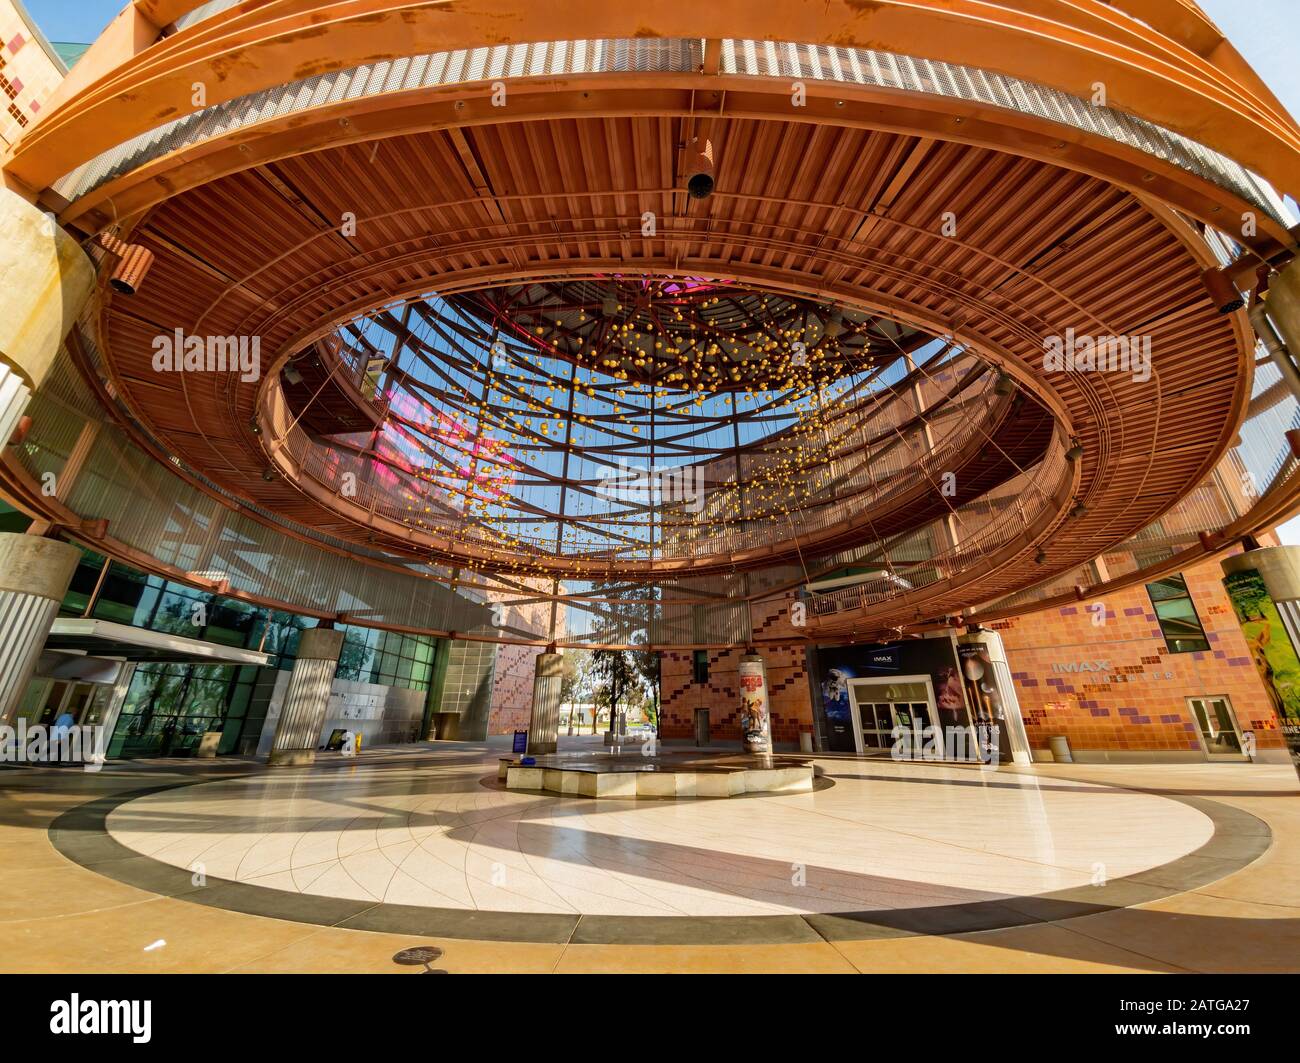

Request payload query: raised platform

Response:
[498,749,816,798]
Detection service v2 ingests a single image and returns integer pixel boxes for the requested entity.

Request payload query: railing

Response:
[800,434,1069,619]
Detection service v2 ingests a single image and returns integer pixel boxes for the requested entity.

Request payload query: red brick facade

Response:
[650,555,1288,759]
[993,554,1287,757]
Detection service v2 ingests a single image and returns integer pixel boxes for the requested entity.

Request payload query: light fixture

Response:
[283,363,304,385]
[1200,266,1245,315]
[92,232,156,296]
[108,245,156,295]
[994,371,1016,397]
[1065,439,1084,462]
[1070,502,1088,518]
[685,138,715,199]
[1034,548,1047,564]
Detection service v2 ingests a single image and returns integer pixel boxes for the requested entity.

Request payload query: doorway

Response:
[847,677,940,755]
[1188,695,1247,760]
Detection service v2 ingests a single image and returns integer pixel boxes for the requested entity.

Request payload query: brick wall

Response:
[994,554,1286,755]
[487,642,542,735]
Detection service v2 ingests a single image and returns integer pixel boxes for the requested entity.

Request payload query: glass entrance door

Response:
[1188,696,1246,759]
[851,680,938,755]
[860,703,896,749]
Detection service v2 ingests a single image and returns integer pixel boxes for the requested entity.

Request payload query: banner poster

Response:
[957,642,1010,764]
[738,658,770,754]
[1223,569,1300,768]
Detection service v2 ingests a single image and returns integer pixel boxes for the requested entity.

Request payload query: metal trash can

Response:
[694,707,710,746]
[1048,735,1073,763]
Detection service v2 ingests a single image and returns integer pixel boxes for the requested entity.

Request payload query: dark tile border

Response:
[46,774,1271,946]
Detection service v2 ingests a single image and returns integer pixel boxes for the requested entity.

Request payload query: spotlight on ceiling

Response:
[283,363,304,386]
[1070,502,1088,518]
[1034,548,1047,564]
[109,245,156,296]
[994,371,1016,397]
[685,138,715,200]
[93,232,156,296]
[1065,439,1084,462]
[261,468,277,482]
[1200,266,1245,315]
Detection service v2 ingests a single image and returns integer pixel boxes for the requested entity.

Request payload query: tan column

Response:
[527,652,563,755]
[268,627,345,766]
[0,187,95,393]
[1264,259,1300,363]
[0,534,82,724]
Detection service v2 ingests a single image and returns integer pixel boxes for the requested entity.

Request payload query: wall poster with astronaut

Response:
[811,635,972,754]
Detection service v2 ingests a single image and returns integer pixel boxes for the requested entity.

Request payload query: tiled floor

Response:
[2,739,1297,972]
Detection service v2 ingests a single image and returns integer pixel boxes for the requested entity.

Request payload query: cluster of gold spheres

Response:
[390,288,900,583]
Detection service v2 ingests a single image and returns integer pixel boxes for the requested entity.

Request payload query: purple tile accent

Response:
[1124,607,1144,616]
[1059,607,1078,616]
[1227,657,1251,666]
[1213,650,1226,659]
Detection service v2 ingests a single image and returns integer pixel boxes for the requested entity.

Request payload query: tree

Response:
[559,648,596,734]
[592,648,637,734]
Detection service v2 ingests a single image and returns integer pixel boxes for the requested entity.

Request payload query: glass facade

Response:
[335,625,435,691]
[55,548,445,758]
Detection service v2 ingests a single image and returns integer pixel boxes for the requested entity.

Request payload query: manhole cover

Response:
[393,946,447,972]
[393,946,443,966]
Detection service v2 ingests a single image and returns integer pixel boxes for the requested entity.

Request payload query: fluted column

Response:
[526,652,563,755]
[0,534,82,725]
[268,626,345,766]
[738,653,772,754]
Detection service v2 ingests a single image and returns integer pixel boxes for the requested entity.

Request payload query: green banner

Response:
[1223,568,1300,766]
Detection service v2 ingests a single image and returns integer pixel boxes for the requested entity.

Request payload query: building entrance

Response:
[848,678,942,755]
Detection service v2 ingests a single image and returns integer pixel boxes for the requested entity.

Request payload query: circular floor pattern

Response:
[51,746,1271,944]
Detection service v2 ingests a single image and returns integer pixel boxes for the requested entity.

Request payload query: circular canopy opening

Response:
[274,275,1054,580]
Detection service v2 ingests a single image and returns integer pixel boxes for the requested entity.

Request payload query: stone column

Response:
[1263,258,1300,362]
[268,626,344,766]
[738,653,772,754]
[0,187,95,402]
[0,534,82,725]
[1221,547,1300,776]
[526,651,563,755]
